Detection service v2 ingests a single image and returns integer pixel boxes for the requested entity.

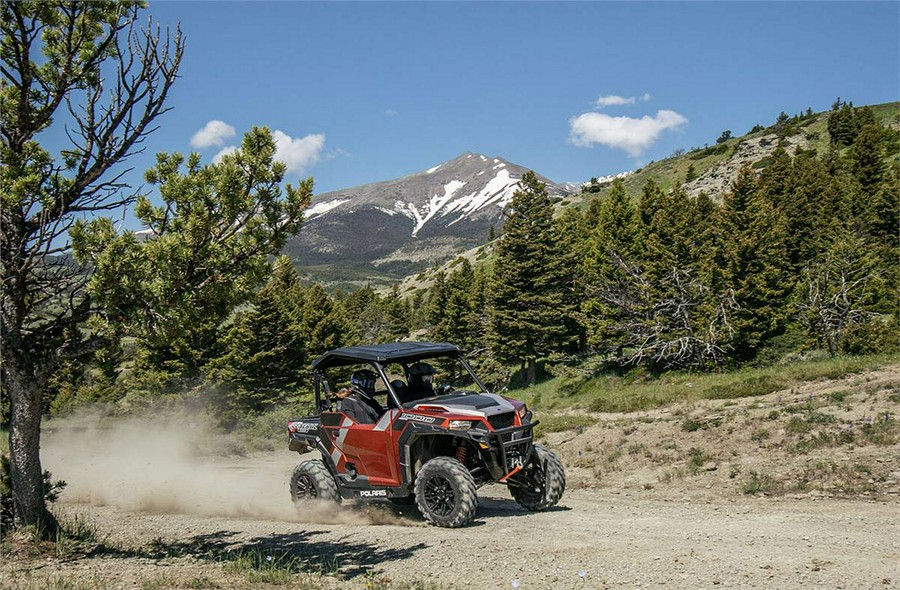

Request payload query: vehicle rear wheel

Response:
[290,460,340,504]
[508,445,565,511]
[414,457,477,528]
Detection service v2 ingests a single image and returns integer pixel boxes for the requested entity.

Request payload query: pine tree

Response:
[344,285,382,343]
[425,271,449,340]
[582,178,639,353]
[553,207,587,352]
[828,103,857,145]
[714,167,791,360]
[850,124,885,196]
[684,163,698,183]
[489,171,568,384]
[431,260,477,349]
[206,258,308,422]
[301,284,351,358]
[381,286,410,341]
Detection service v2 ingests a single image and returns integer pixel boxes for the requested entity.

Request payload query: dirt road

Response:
[18,453,899,590]
[5,366,899,589]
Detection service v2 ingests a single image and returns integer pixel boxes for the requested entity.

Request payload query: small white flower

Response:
[266,555,273,562]
[579,570,587,579]
[512,580,521,588]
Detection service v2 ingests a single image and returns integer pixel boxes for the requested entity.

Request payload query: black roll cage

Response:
[313,353,489,412]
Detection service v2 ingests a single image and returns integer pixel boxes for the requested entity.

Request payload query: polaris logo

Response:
[358,489,387,497]
[289,421,318,433]
[398,413,437,424]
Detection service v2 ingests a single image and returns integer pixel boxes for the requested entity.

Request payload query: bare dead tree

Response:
[1,2,182,531]
[797,244,879,357]
[590,252,737,370]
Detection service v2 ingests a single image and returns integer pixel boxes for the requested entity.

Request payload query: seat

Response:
[340,393,383,424]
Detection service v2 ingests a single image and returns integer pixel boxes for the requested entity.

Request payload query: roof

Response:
[312,341,460,370]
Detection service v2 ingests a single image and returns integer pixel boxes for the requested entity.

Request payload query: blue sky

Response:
[52,1,900,208]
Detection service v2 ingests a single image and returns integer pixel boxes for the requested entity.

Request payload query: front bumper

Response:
[468,421,537,481]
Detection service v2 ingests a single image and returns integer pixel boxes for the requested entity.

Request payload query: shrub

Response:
[742,470,779,494]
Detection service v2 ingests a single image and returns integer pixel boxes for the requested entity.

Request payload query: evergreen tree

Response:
[827,102,857,145]
[381,286,410,341]
[425,271,449,340]
[850,124,885,196]
[443,259,477,349]
[714,167,791,360]
[553,208,587,352]
[206,258,308,422]
[582,178,639,353]
[489,172,568,384]
[684,163,698,183]
[301,284,352,358]
[344,286,383,343]
[1,0,185,531]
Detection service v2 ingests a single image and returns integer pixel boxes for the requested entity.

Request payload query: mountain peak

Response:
[288,153,570,286]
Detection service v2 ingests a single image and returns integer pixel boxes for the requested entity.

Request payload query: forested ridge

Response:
[25,101,897,428]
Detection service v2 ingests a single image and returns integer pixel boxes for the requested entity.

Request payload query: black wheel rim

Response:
[423,475,456,517]
[294,474,317,499]
[518,462,546,499]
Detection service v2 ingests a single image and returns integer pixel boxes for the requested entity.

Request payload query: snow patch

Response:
[425,164,442,174]
[306,198,349,218]
[442,169,519,220]
[394,181,469,237]
[582,170,634,187]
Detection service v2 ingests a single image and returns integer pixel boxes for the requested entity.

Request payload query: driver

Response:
[401,362,436,404]
[335,369,383,424]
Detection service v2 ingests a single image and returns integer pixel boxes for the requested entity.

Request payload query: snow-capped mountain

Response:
[284,152,570,286]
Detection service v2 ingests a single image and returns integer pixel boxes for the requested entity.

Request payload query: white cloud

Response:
[190,120,236,148]
[594,93,653,109]
[212,145,237,164]
[595,95,635,108]
[208,129,327,174]
[272,130,326,174]
[385,109,397,117]
[569,110,688,157]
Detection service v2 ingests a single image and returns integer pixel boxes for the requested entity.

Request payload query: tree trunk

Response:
[526,357,537,386]
[5,357,57,534]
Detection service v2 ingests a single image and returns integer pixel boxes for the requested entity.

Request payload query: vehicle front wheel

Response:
[414,457,477,528]
[290,460,340,504]
[508,445,566,511]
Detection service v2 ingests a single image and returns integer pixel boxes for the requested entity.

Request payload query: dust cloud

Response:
[40,412,418,526]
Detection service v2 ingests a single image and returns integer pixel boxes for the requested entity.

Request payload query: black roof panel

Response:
[312,341,460,370]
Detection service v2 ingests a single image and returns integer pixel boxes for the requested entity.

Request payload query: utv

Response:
[287,342,565,527]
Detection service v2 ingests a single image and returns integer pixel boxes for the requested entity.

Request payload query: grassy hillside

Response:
[567,100,899,207]
[394,100,899,297]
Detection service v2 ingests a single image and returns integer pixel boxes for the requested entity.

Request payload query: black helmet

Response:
[405,362,435,386]
[350,369,377,395]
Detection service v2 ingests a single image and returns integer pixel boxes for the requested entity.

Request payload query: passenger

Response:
[401,362,436,404]
[335,369,383,424]
[388,379,407,409]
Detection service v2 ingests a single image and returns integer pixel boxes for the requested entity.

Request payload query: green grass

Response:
[221,548,339,585]
[533,413,599,436]
[509,353,899,414]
